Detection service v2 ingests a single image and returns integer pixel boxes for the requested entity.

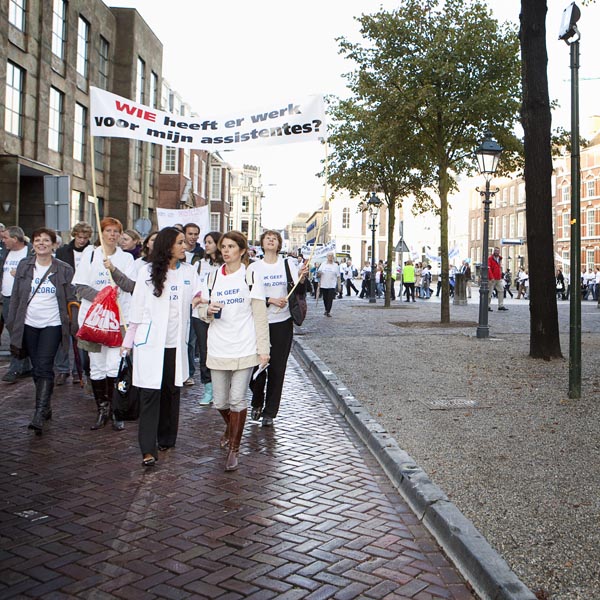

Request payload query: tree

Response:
[519,0,562,359]
[334,0,522,322]
[326,98,434,307]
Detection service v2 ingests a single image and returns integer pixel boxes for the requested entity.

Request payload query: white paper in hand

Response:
[252,363,269,380]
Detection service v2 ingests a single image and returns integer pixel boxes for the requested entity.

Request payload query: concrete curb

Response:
[293,337,536,600]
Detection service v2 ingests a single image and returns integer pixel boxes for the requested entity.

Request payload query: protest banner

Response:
[156,206,210,243]
[90,87,326,150]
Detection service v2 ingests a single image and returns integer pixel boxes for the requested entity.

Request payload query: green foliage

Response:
[327,0,522,316]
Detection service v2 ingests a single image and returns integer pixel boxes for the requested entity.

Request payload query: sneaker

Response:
[2,371,19,384]
[498,306,509,311]
[488,307,493,312]
[183,377,195,386]
[262,416,273,427]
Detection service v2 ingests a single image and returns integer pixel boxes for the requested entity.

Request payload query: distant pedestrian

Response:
[403,260,416,302]
[343,259,359,296]
[503,268,513,299]
[488,247,507,311]
[359,261,371,298]
[317,252,341,317]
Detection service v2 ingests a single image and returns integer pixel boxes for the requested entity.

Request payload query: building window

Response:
[562,212,570,239]
[586,250,595,272]
[341,244,351,254]
[9,0,26,31]
[149,144,157,190]
[193,155,199,194]
[183,148,190,179]
[562,251,570,277]
[134,141,143,179]
[150,72,159,108]
[342,207,350,229]
[562,185,570,203]
[5,62,24,137]
[518,183,525,204]
[132,203,141,222]
[211,166,222,200]
[241,220,249,235]
[470,218,476,242]
[517,211,525,237]
[94,136,104,172]
[71,190,85,226]
[211,212,221,231]
[488,217,494,240]
[509,214,515,238]
[162,146,177,172]
[98,36,109,89]
[502,215,508,238]
[241,196,249,212]
[585,179,596,198]
[367,245,372,261]
[586,209,595,237]
[52,0,67,60]
[73,103,86,162]
[48,87,64,152]
[76,16,89,77]
[136,57,145,104]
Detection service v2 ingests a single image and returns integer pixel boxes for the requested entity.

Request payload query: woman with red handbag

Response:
[72,217,135,431]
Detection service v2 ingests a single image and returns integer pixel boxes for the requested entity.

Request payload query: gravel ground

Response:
[296,292,600,600]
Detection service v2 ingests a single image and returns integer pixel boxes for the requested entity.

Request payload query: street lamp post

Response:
[367,192,383,304]
[559,1,582,399]
[475,131,503,339]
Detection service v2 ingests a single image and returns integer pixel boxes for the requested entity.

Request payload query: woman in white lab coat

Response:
[122,227,200,467]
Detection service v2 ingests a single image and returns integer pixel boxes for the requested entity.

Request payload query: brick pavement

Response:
[0,356,475,599]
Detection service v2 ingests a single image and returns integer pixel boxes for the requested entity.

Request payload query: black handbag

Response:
[112,355,139,421]
[284,260,307,326]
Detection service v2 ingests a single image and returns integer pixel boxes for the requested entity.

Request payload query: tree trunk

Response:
[384,199,396,308]
[520,0,562,358]
[439,168,450,323]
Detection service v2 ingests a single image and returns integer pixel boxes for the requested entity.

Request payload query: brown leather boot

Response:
[225,409,247,471]
[218,408,230,448]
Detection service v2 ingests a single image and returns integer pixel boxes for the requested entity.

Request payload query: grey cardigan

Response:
[7,256,77,353]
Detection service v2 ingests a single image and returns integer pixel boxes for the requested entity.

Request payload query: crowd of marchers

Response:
[0,221,308,472]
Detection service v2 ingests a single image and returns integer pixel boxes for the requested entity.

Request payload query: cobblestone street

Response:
[0,354,475,599]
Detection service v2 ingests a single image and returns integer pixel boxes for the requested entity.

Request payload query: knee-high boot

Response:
[225,408,247,471]
[90,378,110,430]
[218,408,230,448]
[106,376,124,431]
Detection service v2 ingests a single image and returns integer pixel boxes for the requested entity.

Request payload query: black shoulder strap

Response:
[208,268,219,300]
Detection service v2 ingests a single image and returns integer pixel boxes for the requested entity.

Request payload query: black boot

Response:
[39,378,53,421]
[28,380,45,435]
[107,376,124,431]
[90,378,110,430]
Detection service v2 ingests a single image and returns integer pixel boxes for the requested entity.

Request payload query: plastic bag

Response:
[76,285,123,347]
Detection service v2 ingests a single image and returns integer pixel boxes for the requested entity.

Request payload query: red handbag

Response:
[76,285,123,347]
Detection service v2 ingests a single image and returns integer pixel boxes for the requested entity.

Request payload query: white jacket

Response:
[129,262,199,389]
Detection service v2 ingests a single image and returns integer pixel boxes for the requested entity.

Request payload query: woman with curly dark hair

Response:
[121,228,201,467]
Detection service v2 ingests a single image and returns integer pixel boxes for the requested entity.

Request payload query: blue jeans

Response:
[23,325,62,381]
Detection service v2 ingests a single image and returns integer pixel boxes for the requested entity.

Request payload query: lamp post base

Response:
[476,326,489,339]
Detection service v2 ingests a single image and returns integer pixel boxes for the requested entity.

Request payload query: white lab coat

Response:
[129,262,199,390]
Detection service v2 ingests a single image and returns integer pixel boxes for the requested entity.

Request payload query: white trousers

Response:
[211,368,253,412]
[89,345,121,380]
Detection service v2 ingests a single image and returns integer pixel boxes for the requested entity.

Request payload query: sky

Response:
[110,0,600,228]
